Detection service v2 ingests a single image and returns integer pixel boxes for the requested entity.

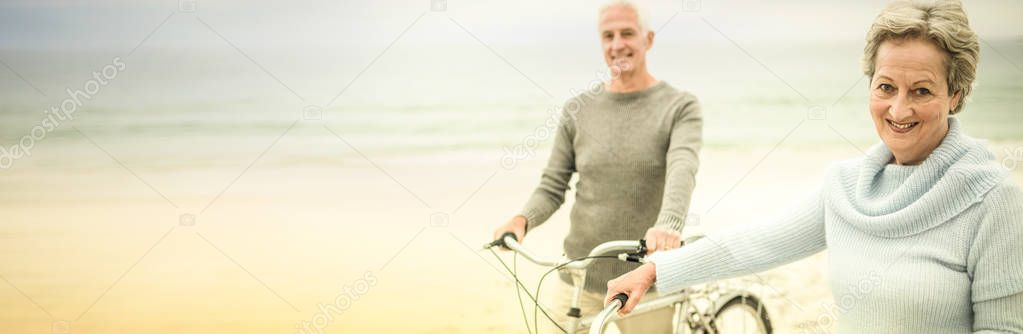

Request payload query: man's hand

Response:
[492,215,528,248]
[643,226,682,254]
[605,262,656,315]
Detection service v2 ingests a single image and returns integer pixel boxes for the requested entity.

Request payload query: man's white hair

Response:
[599,0,652,32]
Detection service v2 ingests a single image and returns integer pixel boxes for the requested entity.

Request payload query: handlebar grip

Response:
[501,231,518,243]
[639,238,687,252]
[486,232,519,249]
[612,293,628,307]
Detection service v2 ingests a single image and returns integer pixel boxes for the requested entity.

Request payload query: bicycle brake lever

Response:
[617,252,647,263]
[624,238,683,263]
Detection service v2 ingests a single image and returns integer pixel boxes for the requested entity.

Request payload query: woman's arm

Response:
[606,190,828,313]
[969,183,1023,333]
[650,189,827,293]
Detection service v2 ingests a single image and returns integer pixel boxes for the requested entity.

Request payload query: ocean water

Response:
[1,40,1021,173]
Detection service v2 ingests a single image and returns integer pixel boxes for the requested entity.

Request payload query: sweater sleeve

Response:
[972,292,1023,333]
[649,188,827,293]
[519,109,577,231]
[653,95,703,232]
[968,183,1023,333]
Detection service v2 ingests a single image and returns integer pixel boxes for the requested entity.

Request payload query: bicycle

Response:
[484,232,773,334]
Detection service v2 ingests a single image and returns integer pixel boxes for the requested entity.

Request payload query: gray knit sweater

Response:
[650,117,1023,332]
[520,81,702,292]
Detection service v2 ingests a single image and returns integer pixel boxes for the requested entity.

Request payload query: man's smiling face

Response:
[599,5,651,76]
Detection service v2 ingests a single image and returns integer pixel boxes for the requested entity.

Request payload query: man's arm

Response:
[972,292,1023,333]
[519,110,577,232]
[654,96,703,233]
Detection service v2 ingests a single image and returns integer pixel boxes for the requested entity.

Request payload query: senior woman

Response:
[605,0,1023,332]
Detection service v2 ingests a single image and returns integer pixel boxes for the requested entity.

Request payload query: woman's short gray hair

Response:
[862,0,979,114]
[599,0,652,33]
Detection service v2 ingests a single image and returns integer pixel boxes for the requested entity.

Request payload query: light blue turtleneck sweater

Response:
[649,118,1023,333]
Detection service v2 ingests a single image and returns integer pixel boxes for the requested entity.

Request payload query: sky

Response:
[1,0,1020,50]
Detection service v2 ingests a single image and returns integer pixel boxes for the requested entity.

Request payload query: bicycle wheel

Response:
[704,294,772,334]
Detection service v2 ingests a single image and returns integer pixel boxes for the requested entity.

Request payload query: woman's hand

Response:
[644,227,682,254]
[605,262,657,315]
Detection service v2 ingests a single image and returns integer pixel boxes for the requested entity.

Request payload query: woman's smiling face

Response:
[869,38,962,165]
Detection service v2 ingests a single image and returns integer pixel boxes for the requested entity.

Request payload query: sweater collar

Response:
[602,81,668,102]
[827,117,1008,238]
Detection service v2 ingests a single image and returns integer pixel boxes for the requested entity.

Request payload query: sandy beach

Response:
[3,137,1021,333]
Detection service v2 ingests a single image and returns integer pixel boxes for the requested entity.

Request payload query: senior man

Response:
[493,1,703,332]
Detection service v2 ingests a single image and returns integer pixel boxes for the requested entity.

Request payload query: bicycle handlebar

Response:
[588,293,628,334]
[488,233,644,269]
[484,233,701,334]
[485,233,687,270]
